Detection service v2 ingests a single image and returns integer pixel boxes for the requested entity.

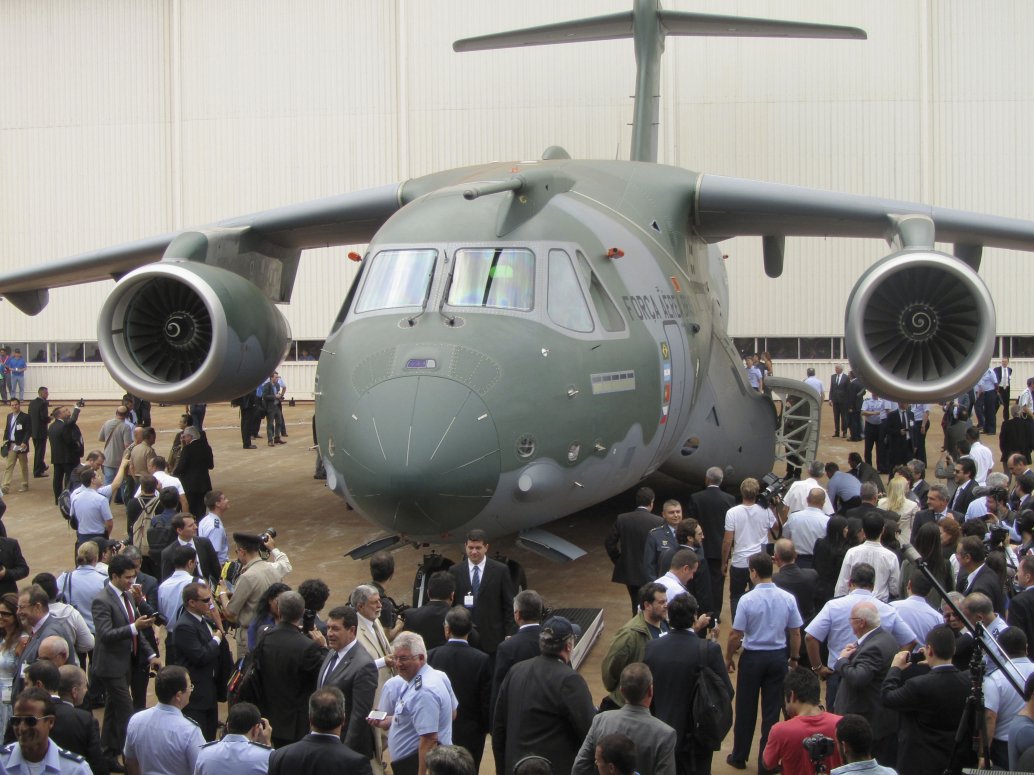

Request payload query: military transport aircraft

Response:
[3,1,1034,559]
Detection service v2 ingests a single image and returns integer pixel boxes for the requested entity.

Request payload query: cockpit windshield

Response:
[447,248,534,311]
[354,249,437,312]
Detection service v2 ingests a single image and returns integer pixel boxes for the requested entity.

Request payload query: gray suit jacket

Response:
[12,613,76,696]
[318,643,378,758]
[571,704,677,775]
[834,626,899,740]
[91,582,155,678]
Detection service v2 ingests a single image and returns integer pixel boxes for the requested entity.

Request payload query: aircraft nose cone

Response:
[335,376,500,535]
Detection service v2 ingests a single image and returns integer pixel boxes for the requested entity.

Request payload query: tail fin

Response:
[454,2,865,163]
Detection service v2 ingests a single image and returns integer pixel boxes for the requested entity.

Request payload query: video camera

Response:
[757,472,791,510]
[802,733,836,773]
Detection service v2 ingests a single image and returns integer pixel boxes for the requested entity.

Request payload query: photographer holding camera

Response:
[217,531,293,655]
[762,667,842,774]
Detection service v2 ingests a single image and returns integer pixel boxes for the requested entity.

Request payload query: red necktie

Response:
[123,592,138,655]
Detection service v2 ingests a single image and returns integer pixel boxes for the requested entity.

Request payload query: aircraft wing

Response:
[693,174,1034,253]
[0,183,403,313]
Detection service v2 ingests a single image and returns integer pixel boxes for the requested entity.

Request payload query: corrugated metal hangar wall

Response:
[1,1,1032,397]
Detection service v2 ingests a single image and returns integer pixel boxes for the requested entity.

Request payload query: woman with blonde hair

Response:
[0,593,26,731]
[878,475,919,538]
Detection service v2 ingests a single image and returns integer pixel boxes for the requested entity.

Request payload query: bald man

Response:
[37,635,69,667]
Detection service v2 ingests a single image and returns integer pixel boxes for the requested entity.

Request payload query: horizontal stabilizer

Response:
[656,10,865,40]
[454,12,632,51]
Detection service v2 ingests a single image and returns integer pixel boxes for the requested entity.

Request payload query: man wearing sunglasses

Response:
[2,687,91,775]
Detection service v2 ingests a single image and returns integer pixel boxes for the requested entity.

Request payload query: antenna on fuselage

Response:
[454,0,865,164]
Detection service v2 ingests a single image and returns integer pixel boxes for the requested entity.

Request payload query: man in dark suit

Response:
[27,386,50,479]
[172,426,213,518]
[172,582,224,739]
[491,589,542,720]
[909,485,962,543]
[688,468,736,618]
[91,555,161,769]
[604,487,663,615]
[12,585,76,700]
[428,607,491,769]
[643,593,732,775]
[159,513,221,586]
[269,687,372,775]
[885,404,917,470]
[847,452,885,495]
[957,536,1005,614]
[317,606,377,761]
[833,601,900,766]
[401,571,454,651]
[830,364,853,438]
[448,529,515,656]
[0,534,29,596]
[48,404,83,502]
[254,591,327,748]
[1,398,31,493]
[1009,556,1034,658]
[54,664,108,775]
[881,624,971,775]
[996,358,1014,423]
[908,460,930,509]
[773,539,820,664]
[950,457,979,514]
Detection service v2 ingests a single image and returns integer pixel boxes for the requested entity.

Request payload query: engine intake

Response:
[98,262,291,403]
[845,249,995,402]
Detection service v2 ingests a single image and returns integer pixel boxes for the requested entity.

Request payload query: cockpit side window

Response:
[354,249,437,312]
[547,249,593,332]
[576,251,626,333]
[447,248,534,311]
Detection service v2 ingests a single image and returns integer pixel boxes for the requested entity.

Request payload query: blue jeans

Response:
[8,374,23,401]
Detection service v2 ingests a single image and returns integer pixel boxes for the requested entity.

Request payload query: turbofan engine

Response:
[845,249,995,402]
[98,262,291,403]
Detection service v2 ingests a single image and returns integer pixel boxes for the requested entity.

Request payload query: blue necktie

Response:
[471,565,481,600]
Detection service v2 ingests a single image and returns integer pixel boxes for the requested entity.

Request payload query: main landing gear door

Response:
[767,376,821,476]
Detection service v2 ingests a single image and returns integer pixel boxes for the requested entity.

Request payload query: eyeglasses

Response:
[196,597,213,604]
[0,612,14,618]
[12,715,52,727]
[394,654,419,664]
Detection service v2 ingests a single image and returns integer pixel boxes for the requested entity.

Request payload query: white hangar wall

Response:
[0,1,1032,397]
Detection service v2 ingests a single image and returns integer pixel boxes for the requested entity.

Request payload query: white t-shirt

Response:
[724,503,776,568]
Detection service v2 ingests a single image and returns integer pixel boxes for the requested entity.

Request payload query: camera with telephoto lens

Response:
[302,609,316,633]
[802,734,836,765]
[756,472,791,509]
[261,527,277,544]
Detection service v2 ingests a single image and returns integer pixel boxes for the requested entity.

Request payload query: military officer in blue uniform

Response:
[195,702,273,775]
[3,688,91,775]
[123,667,205,775]
[642,500,684,580]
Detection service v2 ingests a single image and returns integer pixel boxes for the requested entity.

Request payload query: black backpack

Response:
[692,637,733,750]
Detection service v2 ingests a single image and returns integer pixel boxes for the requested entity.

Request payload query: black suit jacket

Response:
[269,733,372,775]
[830,372,852,403]
[3,411,30,447]
[51,698,108,775]
[885,408,916,465]
[959,564,1005,614]
[27,397,49,440]
[159,536,221,586]
[1000,418,1034,463]
[881,665,971,775]
[255,623,326,744]
[834,627,899,740]
[173,435,214,494]
[688,486,737,560]
[0,538,28,596]
[449,558,516,654]
[912,480,930,510]
[1009,587,1034,659]
[491,624,540,721]
[401,600,451,651]
[318,643,378,757]
[172,611,221,712]
[909,508,963,544]
[604,508,664,586]
[90,583,155,678]
[773,563,820,624]
[951,479,978,514]
[47,409,83,466]
[643,629,733,751]
[850,462,886,494]
[428,640,491,746]
[658,545,713,613]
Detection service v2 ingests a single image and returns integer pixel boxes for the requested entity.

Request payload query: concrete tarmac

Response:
[1,398,958,774]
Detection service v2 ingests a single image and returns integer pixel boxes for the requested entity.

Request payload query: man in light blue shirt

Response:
[56,543,108,633]
[889,571,943,645]
[826,462,863,512]
[71,469,113,549]
[724,553,803,770]
[782,488,829,567]
[197,493,230,565]
[831,714,899,775]
[194,701,272,775]
[124,666,205,775]
[976,366,1000,434]
[861,396,888,474]
[5,350,26,402]
[985,627,1034,768]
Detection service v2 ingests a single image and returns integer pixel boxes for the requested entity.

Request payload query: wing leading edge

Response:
[0,182,403,315]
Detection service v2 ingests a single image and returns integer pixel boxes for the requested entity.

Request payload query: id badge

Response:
[1,685,11,703]
[463,594,474,607]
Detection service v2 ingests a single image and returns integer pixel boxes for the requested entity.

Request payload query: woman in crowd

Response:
[900,522,953,605]
[0,593,25,731]
[814,515,851,606]
[878,475,919,540]
[247,581,291,650]
[940,515,962,577]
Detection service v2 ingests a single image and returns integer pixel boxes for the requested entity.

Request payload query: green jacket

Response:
[600,611,654,707]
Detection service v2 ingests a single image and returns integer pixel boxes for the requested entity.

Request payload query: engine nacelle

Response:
[845,249,995,402]
[98,262,291,403]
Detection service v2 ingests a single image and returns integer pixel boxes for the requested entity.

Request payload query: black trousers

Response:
[31,435,46,476]
[729,566,753,621]
[184,704,219,741]
[706,558,725,620]
[391,752,419,775]
[52,462,73,502]
[731,648,788,763]
[99,671,134,755]
[832,401,851,436]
